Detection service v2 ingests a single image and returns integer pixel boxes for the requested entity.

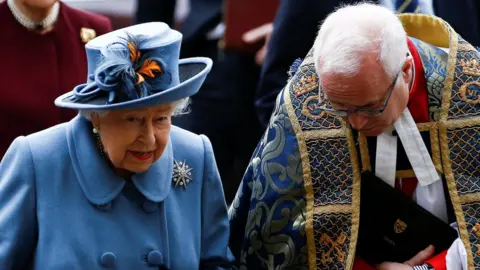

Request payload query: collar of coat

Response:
[66,115,173,205]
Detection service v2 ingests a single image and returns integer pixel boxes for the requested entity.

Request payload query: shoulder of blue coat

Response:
[170,125,206,159]
[1,136,32,165]
[24,122,70,161]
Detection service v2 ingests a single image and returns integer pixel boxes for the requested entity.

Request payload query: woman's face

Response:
[91,103,174,175]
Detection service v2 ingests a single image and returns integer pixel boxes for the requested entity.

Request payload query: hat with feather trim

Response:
[55,22,212,110]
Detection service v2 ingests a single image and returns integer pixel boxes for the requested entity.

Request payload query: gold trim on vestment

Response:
[458,42,477,52]
[313,205,353,214]
[440,123,473,269]
[303,128,346,140]
[417,122,438,131]
[429,127,443,173]
[345,124,362,270]
[358,133,371,173]
[459,194,480,205]
[445,117,480,129]
[283,86,318,270]
[415,122,443,173]
[433,22,475,269]
[439,25,457,122]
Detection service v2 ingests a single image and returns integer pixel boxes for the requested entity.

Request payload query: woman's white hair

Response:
[79,97,191,120]
[313,2,408,80]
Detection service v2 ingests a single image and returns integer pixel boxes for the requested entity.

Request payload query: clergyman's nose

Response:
[348,114,368,130]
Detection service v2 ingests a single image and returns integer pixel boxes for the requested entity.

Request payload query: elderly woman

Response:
[0,22,233,269]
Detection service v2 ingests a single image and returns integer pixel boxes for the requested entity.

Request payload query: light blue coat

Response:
[0,115,234,269]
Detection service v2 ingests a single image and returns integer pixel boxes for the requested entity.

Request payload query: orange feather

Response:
[138,59,162,79]
[128,41,141,62]
[137,74,145,84]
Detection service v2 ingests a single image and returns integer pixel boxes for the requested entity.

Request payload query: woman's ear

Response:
[90,112,100,130]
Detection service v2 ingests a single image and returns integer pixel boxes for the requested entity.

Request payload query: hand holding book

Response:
[375,245,435,270]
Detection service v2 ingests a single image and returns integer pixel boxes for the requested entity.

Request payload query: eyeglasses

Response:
[320,71,401,117]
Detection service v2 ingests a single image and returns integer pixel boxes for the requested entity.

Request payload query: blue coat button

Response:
[101,252,116,267]
[96,201,112,211]
[147,250,163,265]
[142,201,157,213]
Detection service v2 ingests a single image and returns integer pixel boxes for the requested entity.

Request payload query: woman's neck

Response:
[13,0,56,23]
[115,168,133,180]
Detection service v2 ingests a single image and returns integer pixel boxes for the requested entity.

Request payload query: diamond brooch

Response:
[172,160,193,190]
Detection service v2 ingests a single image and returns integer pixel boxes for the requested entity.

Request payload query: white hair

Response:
[313,2,408,80]
[79,97,191,120]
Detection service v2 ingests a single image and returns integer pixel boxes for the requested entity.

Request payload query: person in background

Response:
[0,0,112,159]
[229,3,477,269]
[136,0,263,204]
[0,22,233,269]
[433,0,480,47]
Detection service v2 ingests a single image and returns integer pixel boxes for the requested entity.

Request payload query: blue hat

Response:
[55,22,212,110]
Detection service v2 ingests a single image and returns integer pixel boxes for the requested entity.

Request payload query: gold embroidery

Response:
[301,95,327,120]
[429,126,443,173]
[303,128,345,140]
[459,81,480,105]
[293,73,318,97]
[80,27,96,43]
[412,122,443,173]
[458,43,477,52]
[417,122,438,131]
[438,25,458,122]
[436,23,475,267]
[459,194,480,205]
[283,85,317,270]
[345,123,362,270]
[445,117,480,129]
[460,59,480,76]
[472,223,480,238]
[319,232,347,265]
[313,204,353,214]
[358,133,371,172]
[394,219,408,234]
[440,122,474,269]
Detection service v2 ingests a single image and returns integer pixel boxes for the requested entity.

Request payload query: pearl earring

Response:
[92,127,104,156]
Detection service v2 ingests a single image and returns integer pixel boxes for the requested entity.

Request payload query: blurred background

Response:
[63,0,135,29]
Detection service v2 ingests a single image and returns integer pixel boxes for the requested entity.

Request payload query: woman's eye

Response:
[155,117,167,122]
[126,117,137,122]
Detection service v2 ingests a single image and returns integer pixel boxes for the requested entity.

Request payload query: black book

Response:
[356,172,458,265]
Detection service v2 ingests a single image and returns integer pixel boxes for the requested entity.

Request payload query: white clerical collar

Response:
[7,0,60,30]
[375,108,440,187]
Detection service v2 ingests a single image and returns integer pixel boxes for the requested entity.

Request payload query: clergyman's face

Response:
[320,55,413,136]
